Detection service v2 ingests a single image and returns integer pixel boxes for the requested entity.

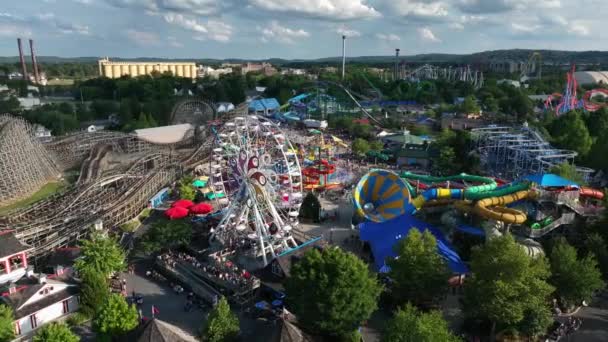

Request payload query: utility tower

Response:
[394,48,400,81]
[341,35,346,81]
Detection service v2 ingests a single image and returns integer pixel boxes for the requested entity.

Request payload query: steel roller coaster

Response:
[471,125,593,181]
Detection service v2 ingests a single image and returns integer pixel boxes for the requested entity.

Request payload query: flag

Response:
[152,305,160,317]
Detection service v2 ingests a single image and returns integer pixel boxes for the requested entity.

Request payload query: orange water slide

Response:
[580,187,604,200]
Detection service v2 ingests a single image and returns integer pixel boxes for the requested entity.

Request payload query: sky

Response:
[0,0,605,59]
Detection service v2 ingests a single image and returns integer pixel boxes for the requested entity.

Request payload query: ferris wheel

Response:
[209,115,303,265]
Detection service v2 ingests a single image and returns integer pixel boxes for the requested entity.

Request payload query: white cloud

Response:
[457,0,560,13]
[337,25,361,37]
[418,27,441,42]
[510,22,541,33]
[258,21,310,44]
[568,22,590,36]
[390,0,449,20]
[449,22,465,30]
[126,29,162,46]
[204,21,233,42]
[249,0,380,20]
[0,23,32,37]
[163,13,233,42]
[164,13,207,33]
[168,36,184,47]
[376,33,400,41]
[157,0,227,16]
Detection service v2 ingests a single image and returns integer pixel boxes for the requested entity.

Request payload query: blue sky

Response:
[0,0,604,59]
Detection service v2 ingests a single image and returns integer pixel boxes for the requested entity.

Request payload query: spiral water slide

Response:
[400,172,532,224]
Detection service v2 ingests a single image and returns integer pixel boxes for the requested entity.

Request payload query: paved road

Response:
[570,293,608,342]
[123,264,205,335]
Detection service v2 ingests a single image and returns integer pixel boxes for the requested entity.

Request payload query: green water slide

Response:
[400,172,497,196]
[399,172,531,201]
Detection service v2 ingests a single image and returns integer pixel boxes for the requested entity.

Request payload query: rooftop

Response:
[135,124,193,144]
[122,318,199,342]
[249,98,280,111]
[382,133,427,145]
[0,231,31,258]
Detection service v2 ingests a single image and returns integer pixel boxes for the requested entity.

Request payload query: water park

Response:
[352,168,604,273]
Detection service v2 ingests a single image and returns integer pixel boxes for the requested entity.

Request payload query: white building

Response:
[17,97,41,110]
[0,232,79,338]
[574,71,608,85]
[216,102,235,113]
[197,66,233,79]
[497,79,521,88]
[8,72,23,80]
[281,68,306,76]
[33,125,52,140]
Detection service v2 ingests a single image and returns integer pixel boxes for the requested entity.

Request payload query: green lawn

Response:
[0,181,68,216]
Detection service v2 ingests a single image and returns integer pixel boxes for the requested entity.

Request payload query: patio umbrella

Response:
[190,202,214,215]
[165,206,189,220]
[172,199,194,209]
[192,179,207,188]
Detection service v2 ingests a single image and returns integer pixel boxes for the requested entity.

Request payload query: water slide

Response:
[399,172,497,212]
[580,187,605,200]
[469,190,532,224]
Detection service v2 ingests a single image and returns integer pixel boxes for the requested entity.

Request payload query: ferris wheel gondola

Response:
[209,115,303,265]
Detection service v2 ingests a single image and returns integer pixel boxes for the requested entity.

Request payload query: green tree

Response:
[352,138,371,157]
[585,233,608,280]
[549,238,604,309]
[0,305,15,342]
[463,234,554,340]
[549,162,586,185]
[201,297,239,342]
[370,140,384,152]
[588,134,608,173]
[33,322,79,342]
[141,219,192,253]
[94,294,139,336]
[388,229,450,307]
[433,147,457,175]
[351,124,372,139]
[285,247,382,339]
[382,304,460,342]
[146,113,158,127]
[549,111,593,158]
[517,305,553,339]
[178,182,196,201]
[299,192,321,222]
[460,95,480,114]
[482,96,499,113]
[135,112,150,129]
[0,96,20,114]
[79,270,110,317]
[74,232,126,277]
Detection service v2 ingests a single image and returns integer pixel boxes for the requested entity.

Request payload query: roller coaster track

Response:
[1,152,179,260]
[316,81,384,126]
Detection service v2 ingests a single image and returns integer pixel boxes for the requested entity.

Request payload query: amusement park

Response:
[1,45,608,342]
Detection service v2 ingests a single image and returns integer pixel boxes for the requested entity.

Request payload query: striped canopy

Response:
[353,169,411,222]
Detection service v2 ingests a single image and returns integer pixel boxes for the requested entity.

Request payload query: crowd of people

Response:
[548,317,583,341]
[157,250,257,294]
[203,253,257,293]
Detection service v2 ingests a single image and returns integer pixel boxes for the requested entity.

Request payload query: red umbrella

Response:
[165,206,189,220]
[172,199,194,209]
[190,202,214,215]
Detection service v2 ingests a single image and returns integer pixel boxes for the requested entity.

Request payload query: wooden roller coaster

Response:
[0,99,233,263]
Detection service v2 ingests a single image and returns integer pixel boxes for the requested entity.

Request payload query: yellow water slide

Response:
[473,190,532,224]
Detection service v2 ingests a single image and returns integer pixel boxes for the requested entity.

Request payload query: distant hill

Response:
[1,49,607,65]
